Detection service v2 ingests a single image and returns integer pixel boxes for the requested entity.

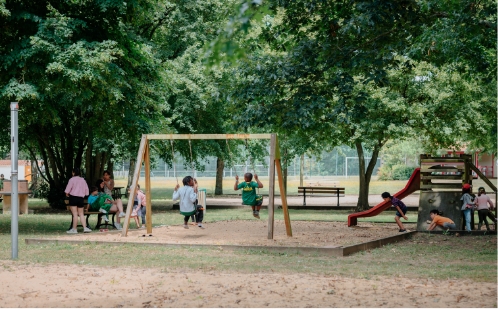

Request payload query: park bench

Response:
[298,186,345,207]
[65,199,118,230]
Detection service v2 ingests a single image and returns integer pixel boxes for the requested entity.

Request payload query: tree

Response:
[213,0,496,210]
[0,1,165,207]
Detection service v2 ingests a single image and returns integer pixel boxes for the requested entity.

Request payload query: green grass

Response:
[0,230,495,282]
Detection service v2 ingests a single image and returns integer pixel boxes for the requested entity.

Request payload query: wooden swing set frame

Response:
[121,133,292,239]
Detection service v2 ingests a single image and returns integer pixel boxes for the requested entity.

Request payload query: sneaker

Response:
[119,212,126,218]
[198,224,205,229]
[399,229,406,232]
[254,211,260,219]
[99,208,107,214]
[66,228,78,234]
[183,225,189,229]
[83,227,92,233]
[114,222,122,230]
[104,217,110,222]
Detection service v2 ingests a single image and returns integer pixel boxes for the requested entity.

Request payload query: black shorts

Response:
[395,209,407,217]
[68,195,85,208]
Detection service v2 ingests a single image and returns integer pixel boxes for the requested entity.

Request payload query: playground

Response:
[0,177,496,307]
[1,136,496,307]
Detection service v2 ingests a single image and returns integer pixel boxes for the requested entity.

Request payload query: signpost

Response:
[11,102,18,259]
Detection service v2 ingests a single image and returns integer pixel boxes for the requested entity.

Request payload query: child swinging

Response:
[234,172,264,218]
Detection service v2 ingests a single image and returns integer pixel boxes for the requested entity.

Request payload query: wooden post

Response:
[267,134,276,239]
[144,141,152,234]
[276,157,292,236]
[121,135,147,236]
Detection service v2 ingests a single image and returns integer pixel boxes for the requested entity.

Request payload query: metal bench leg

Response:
[95,214,103,229]
[303,189,306,206]
[337,189,339,207]
[85,214,91,229]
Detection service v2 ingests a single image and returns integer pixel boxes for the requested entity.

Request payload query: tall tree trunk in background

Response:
[355,141,381,212]
[127,158,136,188]
[215,157,224,195]
[85,138,93,181]
[29,160,38,195]
[107,156,114,178]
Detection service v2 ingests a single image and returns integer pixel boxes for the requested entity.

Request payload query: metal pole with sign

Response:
[11,102,19,259]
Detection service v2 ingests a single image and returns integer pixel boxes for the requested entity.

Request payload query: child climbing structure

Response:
[348,154,497,231]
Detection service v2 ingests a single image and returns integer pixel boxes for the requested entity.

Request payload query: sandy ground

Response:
[5,221,497,307]
[0,260,496,308]
[50,220,418,248]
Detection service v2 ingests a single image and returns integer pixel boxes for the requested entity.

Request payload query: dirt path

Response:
[0,260,495,308]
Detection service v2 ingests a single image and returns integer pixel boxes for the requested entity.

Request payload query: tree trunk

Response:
[355,141,381,212]
[215,157,224,195]
[85,138,93,182]
[107,156,114,178]
[127,158,136,188]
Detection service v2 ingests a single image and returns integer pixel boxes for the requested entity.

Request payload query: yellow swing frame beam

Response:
[121,133,292,239]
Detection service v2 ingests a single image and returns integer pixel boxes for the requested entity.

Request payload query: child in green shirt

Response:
[234,173,263,218]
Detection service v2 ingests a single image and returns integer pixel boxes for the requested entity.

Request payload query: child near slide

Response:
[381,192,408,232]
[427,209,458,235]
[234,173,264,219]
[172,176,198,229]
[460,183,475,232]
[475,186,495,231]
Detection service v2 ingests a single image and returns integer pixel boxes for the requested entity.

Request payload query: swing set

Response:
[122,133,292,239]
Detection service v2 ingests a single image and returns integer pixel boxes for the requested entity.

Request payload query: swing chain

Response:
[170,139,179,184]
[226,139,237,177]
[188,139,195,177]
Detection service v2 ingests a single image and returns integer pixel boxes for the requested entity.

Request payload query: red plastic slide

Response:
[347,168,421,227]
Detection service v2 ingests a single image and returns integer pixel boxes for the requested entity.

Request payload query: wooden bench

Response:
[65,201,118,231]
[298,186,345,206]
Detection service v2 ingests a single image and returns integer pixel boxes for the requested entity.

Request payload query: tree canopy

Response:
[210,0,496,210]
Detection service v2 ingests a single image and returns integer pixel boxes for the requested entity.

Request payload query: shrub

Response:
[392,165,416,180]
[377,165,416,180]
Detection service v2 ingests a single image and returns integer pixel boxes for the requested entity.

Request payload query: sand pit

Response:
[0,261,495,308]
[49,220,418,248]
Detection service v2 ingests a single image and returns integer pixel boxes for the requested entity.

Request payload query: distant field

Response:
[113,175,496,200]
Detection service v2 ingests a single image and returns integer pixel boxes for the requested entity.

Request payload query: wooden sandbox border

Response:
[25,231,416,257]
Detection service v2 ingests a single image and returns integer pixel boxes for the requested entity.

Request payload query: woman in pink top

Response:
[65,167,90,234]
[475,187,495,231]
